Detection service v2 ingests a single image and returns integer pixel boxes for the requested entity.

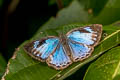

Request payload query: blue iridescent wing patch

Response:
[67,24,102,46]
[67,24,102,62]
[68,40,93,62]
[24,36,59,62]
[46,44,72,70]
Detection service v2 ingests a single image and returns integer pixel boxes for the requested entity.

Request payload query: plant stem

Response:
[56,0,64,10]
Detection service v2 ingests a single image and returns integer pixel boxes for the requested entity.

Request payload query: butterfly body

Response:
[24,24,102,70]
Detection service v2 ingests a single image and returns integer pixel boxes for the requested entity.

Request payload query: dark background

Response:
[0,0,58,60]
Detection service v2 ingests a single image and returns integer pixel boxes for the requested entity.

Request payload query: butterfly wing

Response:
[67,24,102,46]
[68,40,93,61]
[24,36,59,62]
[67,24,102,61]
[46,44,72,70]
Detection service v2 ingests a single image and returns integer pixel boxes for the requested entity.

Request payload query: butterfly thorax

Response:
[59,34,71,57]
[59,34,68,45]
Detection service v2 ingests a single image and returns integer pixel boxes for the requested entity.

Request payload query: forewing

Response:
[46,44,72,70]
[67,24,102,46]
[24,37,59,62]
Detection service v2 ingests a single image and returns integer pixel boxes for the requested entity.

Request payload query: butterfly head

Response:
[59,34,67,45]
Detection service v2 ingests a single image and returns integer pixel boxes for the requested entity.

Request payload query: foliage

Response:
[1,0,120,80]
[84,46,120,80]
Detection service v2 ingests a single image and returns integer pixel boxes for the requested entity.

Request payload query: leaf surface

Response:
[84,46,120,80]
[2,0,120,80]
[91,0,120,25]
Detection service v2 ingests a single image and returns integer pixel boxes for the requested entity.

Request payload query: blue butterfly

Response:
[24,24,102,70]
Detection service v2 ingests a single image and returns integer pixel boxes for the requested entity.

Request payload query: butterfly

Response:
[24,24,102,70]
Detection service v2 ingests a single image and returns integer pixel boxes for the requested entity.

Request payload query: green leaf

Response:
[84,46,120,80]
[79,0,108,16]
[37,0,89,32]
[91,0,120,25]
[112,20,120,27]
[2,24,120,80]
[0,53,7,79]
